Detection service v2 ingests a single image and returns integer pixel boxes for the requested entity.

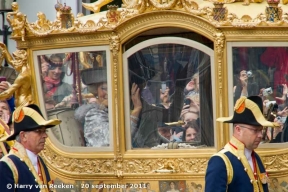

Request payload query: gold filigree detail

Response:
[8,0,288,42]
[42,144,209,175]
[263,154,288,172]
[109,32,122,177]
[148,0,178,10]
[214,31,225,59]
[5,0,288,45]
[241,15,252,22]
[26,12,54,37]
[16,32,110,48]
[214,31,224,94]
[117,11,217,41]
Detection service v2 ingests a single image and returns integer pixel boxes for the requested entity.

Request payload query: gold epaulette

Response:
[0,155,19,184]
[212,149,233,184]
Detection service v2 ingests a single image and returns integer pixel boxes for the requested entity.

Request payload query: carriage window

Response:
[231,45,288,144]
[124,39,214,149]
[34,47,113,150]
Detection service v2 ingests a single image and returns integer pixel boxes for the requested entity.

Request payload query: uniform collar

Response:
[25,149,38,168]
[229,136,245,151]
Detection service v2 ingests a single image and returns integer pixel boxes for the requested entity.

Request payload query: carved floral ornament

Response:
[6,0,288,41]
[41,144,288,176]
[42,144,209,176]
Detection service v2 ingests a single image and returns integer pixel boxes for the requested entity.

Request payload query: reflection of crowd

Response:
[232,69,288,143]
[41,54,72,109]
[156,72,201,144]
[132,72,201,147]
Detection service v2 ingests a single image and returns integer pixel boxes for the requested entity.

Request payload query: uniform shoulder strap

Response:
[212,150,233,184]
[0,155,19,184]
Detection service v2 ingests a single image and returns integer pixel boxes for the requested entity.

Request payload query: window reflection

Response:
[128,44,213,148]
[232,46,288,143]
[37,50,110,147]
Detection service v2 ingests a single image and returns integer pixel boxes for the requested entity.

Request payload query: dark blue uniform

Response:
[0,148,53,192]
[205,137,269,192]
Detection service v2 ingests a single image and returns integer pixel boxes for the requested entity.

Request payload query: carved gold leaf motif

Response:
[5,0,288,42]
[42,145,209,175]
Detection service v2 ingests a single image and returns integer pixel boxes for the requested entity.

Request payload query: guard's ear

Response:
[234,124,242,134]
[19,131,26,141]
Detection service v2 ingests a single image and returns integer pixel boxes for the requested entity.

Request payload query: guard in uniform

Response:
[205,96,278,192]
[0,104,61,192]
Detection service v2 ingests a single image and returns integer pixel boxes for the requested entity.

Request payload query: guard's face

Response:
[236,124,263,150]
[22,127,48,154]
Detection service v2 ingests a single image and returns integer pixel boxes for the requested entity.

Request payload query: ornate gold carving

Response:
[42,144,209,175]
[7,2,26,41]
[214,32,224,78]
[117,11,217,41]
[213,30,225,154]
[262,154,288,172]
[0,43,32,107]
[223,29,288,39]
[26,12,53,37]
[7,0,288,43]
[109,32,122,177]
[43,146,114,174]
[16,32,110,48]
[207,0,263,5]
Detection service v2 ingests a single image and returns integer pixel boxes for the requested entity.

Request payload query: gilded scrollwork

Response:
[26,12,54,37]
[122,0,147,13]
[213,30,224,116]
[41,138,288,176]
[6,0,288,42]
[262,154,288,172]
[181,0,210,16]
[214,31,225,59]
[148,0,178,10]
[123,158,209,174]
[205,0,263,6]
[43,142,209,175]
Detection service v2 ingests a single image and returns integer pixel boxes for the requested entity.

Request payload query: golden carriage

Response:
[1,0,288,191]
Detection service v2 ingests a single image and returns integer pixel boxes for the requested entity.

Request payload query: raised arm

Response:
[0,43,15,68]
[0,73,26,100]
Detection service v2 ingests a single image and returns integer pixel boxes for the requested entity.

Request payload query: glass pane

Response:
[128,43,213,149]
[35,49,112,148]
[232,46,288,144]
